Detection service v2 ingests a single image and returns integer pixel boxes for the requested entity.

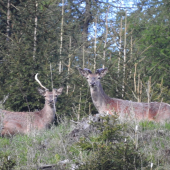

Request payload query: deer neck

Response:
[90,83,110,113]
[40,103,55,122]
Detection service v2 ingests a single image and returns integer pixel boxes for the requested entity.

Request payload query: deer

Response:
[78,67,170,122]
[0,73,63,137]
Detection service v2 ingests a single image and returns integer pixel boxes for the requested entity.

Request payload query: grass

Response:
[1,116,170,169]
[0,119,76,169]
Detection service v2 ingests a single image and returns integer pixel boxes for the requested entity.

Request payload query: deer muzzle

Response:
[90,82,96,87]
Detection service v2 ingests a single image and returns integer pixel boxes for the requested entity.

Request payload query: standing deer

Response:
[78,68,170,122]
[0,73,63,136]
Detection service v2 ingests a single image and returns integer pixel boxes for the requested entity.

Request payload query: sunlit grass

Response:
[139,120,170,131]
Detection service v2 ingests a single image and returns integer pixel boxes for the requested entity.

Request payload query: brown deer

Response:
[0,73,63,136]
[78,68,170,122]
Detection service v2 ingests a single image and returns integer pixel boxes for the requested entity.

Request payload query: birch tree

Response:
[122,11,127,98]
[33,1,38,60]
[59,0,64,74]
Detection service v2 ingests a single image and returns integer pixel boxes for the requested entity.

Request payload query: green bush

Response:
[77,115,153,170]
[0,152,16,170]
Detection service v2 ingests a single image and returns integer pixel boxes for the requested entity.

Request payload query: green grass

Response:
[0,120,75,169]
[139,120,170,131]
[1,116,170,169]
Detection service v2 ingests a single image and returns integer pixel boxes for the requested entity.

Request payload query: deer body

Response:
[0,74,63,136]
[78,68,170,122]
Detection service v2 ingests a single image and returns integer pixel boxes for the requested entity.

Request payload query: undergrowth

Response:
[0,116,170,169]
[76,116,151,170]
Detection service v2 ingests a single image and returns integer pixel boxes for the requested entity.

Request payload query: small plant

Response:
[77,115,153,170]
[0,152,16,170]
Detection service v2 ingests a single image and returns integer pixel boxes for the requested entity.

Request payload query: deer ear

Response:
[78,68,92,78]
[37,88,46,96]
[96,68,108,78]
[55,87,63,96]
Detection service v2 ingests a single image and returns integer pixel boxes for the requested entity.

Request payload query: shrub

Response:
[0,152,16,170]
[77,115,153,170]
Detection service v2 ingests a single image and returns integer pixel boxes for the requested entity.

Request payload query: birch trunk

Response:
[118,18,122,78]
[134,63,137,93]
[94,18,97,70]
[116,18,122,96]
[78,88,81,121]
[33,1,38,60]
[122,11,127,98]
[137,74,140,102]
[68,36,71,75]
[83,46,85,69]
[6,0,11,39]
[103,7,109,69]
[147,76,151,118]
[7,0,11,37]
[129,33,133,79]
[67,36,72,95]
[59,0,64,74]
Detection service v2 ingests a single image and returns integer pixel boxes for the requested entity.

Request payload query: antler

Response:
[83,68,92,74]
[96,68,107,74]
[35,73,48,91]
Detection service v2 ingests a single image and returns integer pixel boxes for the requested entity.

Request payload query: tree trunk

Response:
[94,17,97,70]
[33,1,38,60]
[59,0,64,74]
[122,11,127,98]
[103,7,109,69]
[6,0,11,40]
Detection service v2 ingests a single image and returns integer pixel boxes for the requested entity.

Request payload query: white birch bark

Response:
[137,74,140,102]
[59,0,64,74]
[6,0,10,40]
[83,46,85,69]
[129,33,133,79]
[66,36,72,95]
[33,1,38,60]
[134,63,137,93]
[147,76,151,118]
[122,11,127,98]
[116,17,122,96]
[94,18,97,70]
[118,18,122,79]
[103,7,109,69]
[78,88,81,121]
[68,36,71,75]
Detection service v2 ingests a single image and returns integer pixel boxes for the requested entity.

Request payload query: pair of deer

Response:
[1,68,170,136]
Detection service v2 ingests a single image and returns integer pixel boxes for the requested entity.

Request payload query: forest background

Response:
[0,0,170,120]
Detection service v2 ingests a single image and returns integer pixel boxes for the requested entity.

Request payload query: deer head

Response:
[35,73,63,108]
[78,68,108,88]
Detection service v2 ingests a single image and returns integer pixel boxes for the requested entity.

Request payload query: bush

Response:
[77,115,153,170]
[0,152,16,170]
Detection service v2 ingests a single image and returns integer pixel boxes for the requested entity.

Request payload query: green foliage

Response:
[127,0,170,103]
[0,152,16,170]
[0,0,170,116]
[77,115,151,170]
[139,120,170,131]
[0,117,170,169]
[0,138,10,148]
